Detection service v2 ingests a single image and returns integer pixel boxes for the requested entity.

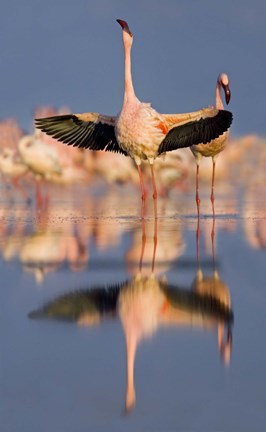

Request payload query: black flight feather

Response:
[164,285,234,324]
[28,284,123,322]
[35,114,128,156]
[158,110,233,155]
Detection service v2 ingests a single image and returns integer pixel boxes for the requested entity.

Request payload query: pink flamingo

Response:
[190,73,231,214]
[35,20,233,218]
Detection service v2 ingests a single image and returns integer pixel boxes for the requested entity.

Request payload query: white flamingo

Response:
[35,19,233,217]
[0,148,28,199]
[18,134,62,179]
[190,73,231,213]
[18,133,62,208]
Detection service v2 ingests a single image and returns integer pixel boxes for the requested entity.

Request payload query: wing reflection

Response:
[29,215,233,413]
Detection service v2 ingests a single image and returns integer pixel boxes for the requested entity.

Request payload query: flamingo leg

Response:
[196,210,201,273]
[12,176,29,202]
[125,332,137,413]
[211,203,217,276]
[137,164,146,219]
[137,164,146,200]
[151,216,158,273]
[139,217,146,273]
[35,180,43,212]
[210,204,232,364]
[211,159,216,215]
[150,163,158,219]
[196,163,200,216]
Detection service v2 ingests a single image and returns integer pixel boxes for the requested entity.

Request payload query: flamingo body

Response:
[18,135,62,179]
[0,148,28,178]
[116,100,165,165]
[191,133,228,161]
[191,73,231,162]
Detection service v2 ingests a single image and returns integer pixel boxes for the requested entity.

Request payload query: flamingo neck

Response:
[215,79,224,110]
[125,333,137,411]
[123,41,136,102]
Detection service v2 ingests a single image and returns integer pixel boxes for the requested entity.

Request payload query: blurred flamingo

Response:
[0,118,24,150]
[92,151,138,186]
[0,148,29,200]
[0,119,29,199]
[35,19,233,218]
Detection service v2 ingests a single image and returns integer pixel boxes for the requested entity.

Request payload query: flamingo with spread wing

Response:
[35,19,233,217]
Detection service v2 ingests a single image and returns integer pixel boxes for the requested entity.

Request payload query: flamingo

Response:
[28,217,234,412]
[0,118,29,200]
[18,134,62,180]
[35,19,233,218]
[18,133,62,209]
[0,148,29,199]
[190,73,231,214]
[195,208,233,365]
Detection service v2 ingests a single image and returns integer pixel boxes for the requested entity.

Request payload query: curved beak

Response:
[222,84,231,105]
[116,19,133,36]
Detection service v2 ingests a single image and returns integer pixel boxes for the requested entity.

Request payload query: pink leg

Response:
[12,176,28,201]
[137,165,146,219]
[35,181,43,212]
[211,160,216,215]
[125,332,137,413]
[137,164,146,200]
[196,210,201,272]
[211,205,217,274]
[151,217,158,273]
[196,164,200,216]
[150,164,158,219]
[139,217,146,273]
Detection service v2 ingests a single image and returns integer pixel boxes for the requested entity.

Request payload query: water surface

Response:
[1,183,266,432]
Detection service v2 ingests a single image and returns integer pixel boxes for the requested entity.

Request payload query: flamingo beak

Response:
[116,19,133,36]
[223,84,231,105]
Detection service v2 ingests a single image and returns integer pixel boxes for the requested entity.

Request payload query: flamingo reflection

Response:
[28,217,233,413]
[18,199,90,283]
[195,210,233,365]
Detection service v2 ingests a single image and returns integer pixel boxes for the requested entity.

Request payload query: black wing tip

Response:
[164,286,234,323]
[158,108,233,155]
[34,114,128,156]
[28,309,45,319]
[28,284,124,321]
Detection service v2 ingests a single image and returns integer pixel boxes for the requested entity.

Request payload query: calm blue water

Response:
[1,184,266,432]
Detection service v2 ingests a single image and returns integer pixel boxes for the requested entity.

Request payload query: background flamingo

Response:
[190,73,231,214]
[0,148,28,199]
[0,119,29,199]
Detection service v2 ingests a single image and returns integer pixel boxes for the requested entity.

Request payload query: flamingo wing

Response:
[158,108,232,155]
[35,113,128,156]
[28,284,123,321]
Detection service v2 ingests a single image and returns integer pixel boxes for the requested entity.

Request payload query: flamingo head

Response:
[117,19,133,46]
[18,135,34,153]
[0,148,13,159]
[218,73,231,105]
